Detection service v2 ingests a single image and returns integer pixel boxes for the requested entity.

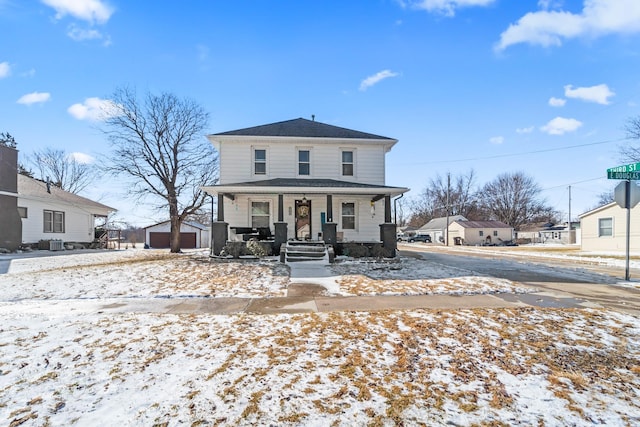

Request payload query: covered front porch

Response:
[202,179,408,259]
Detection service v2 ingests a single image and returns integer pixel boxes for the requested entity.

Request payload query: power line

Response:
[403,137,629,165]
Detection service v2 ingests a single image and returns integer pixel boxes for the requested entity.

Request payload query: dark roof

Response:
[215,178,403,190]
[453,220,512,229]
[212,118,394,140]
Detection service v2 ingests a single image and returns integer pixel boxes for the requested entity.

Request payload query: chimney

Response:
[311,114,315,121]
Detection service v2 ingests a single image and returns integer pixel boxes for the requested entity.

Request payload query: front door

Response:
[295,199,311,239]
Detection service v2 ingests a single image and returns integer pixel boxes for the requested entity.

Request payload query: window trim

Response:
[250,200,271,229]
[341,201,356,230]
[598,217,613,237]
[297,148,311,176]
[341,149,355,177]
[253,148,267,176]
[44,210,65,233]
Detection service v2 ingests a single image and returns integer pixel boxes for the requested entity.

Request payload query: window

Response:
[479,230,484,237]
[493,230,498,237]
[341,202,355,230]
[254,149,266,175]
[598,217,613,237]
[18,207,27,218]
[251,201,270,228]
[298,150,310,175]
[44,210,65,233]
[342,151,353,176]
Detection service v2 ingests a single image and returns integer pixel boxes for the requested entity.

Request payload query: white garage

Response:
[144,221,209,249]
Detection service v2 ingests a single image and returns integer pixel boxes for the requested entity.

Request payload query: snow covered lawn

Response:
[1,249,639,426]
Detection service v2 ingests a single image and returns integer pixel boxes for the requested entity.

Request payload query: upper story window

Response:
[298,150,310,176]
[254,149,266,175]
[18,207,27,218]
[342,151,354,176]
[44,210,65,233]
[598,217,613,237]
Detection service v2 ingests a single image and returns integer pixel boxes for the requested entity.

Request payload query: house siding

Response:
[217,139,386,186]
[19,197,95,244]
[580,203,640,252]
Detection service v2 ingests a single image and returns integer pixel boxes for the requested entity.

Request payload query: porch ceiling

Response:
[202,178,409,197]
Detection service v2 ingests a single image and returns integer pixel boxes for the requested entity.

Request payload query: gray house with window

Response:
[202,117,408,257]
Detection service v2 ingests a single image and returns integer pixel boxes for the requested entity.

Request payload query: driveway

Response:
[400,245,640,315]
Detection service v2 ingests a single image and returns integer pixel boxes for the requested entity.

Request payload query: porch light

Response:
[302,195,307,203]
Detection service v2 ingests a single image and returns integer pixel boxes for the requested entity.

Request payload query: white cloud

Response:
[400,0,495,17]
[516,126,535,134]
[17,92,51,105]
[549,97,566,107]
[67,97,120,121]
[41,0,114,24]
[495,0,640,51]
[359,70,399,91]
[564,83,615,105]
[540,116,583,135]
[21,68,36,78]
[67,24,103,41]
[489,136,504,144]
[0,61,10,78]
[69,152,95,164]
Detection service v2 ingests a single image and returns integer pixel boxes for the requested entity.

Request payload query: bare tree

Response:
[620,116,640,162]
[480,172,554,230]
[30,148,96,194]
[102,87,218,253]
[409,170,481,225]
[0,132,17,148]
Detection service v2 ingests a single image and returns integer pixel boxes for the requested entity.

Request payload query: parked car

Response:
[408,235,431,243]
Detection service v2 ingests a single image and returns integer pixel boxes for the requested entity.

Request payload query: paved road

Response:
[401,245,640,315]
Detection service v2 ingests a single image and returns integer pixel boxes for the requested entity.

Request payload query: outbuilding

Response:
[144,221,209,249]
[447,220,514,246]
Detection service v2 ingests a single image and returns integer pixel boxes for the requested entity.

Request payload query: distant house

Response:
[17,175,116,246]
[144,221,210,249]
[447,220,514,246]
[417,215,467,244]
[579,202,638,252]
[517,221,579,245]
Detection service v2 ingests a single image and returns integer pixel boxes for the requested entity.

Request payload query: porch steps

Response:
[283,241,331,264]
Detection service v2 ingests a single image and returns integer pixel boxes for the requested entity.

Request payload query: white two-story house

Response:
[202,117,408,257]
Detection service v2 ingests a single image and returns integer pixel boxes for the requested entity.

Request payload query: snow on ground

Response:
[1,248,639,426]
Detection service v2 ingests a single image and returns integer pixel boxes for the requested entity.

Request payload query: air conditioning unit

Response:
[49,240,64,251]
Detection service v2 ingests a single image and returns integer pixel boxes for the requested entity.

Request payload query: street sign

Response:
[607,162,640,180]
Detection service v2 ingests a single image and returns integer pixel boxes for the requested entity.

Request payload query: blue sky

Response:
[2,0,640,226]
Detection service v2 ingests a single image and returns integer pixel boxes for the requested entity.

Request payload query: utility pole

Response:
[568,185,572,244]
[446,172,450,246]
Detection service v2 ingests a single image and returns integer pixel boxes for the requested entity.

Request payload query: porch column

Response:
[274,194,287,253]
[384,195,392,223]
[326,194,333,222]
[380,195,396,257]
[210,193,228,256]
[322,194,337,246]
[217,193,225,222]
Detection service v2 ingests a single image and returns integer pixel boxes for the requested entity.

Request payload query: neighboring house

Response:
[417,215,467,244]
[517,222,580,245]
[17,174,115,246]
[579,202,639,252]
[447,220,514,246]
[144,221,210,249]
[202,117,409,256]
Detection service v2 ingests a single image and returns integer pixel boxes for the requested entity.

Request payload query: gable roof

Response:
[144,220,208,230]
[418,215,467,231]
[212,117,394,141]
[17,175,116,214]
[452,220,512,229]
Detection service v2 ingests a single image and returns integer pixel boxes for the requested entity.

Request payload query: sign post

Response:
[610,164,640,281]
